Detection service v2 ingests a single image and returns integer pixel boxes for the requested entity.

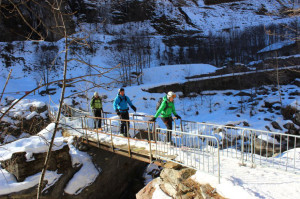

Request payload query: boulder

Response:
[281,105,297,120]
[271,121,283,130]
[136,178,161,199]
[293,112,300,126]
[254,138,283,157]
[30,104,47,113]
[283,123,296,130]
[138,162,224,199]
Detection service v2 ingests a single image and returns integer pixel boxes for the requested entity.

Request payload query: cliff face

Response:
[0,0,291,42]
[0,0,75,42]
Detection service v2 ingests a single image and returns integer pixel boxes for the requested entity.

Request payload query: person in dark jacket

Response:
[149,91,181,143]
[90,92,103,129]
[113,88,137,137]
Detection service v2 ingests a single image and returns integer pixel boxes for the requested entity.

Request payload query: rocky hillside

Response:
[0,0,298,67]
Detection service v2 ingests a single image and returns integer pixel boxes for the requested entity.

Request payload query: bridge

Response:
[49,104,300,184]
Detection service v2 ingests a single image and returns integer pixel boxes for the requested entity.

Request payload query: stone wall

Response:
[146,69,300,96]
[1,145,72,182]
[204,0,243,5]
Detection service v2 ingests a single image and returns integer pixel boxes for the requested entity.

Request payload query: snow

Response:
[64,137,100,195]
[0,0,299,197]
[25,111,39,120]
[257,134,279,145]
[191,149,300,199]
[258,40,296,53]
[152,183,172,199]
[0,124,64,161]
[142,64,218,85]
[0,124,99,196]
[0,170,61,196]
[143,164,161,185]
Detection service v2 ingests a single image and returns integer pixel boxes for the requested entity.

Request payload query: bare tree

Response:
[0,1,119,198]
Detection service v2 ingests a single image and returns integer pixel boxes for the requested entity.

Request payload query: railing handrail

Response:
[155,127,221,183]
[181,119,300,138]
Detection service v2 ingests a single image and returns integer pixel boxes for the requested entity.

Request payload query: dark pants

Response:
[161,117,173,142]
[93,109,102,128]
[119,111,130,137]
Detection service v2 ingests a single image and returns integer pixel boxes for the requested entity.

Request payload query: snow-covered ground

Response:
[1,60,299,197]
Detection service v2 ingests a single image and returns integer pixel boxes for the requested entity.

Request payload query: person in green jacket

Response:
[149,91,181,143]
[90,92,103,129]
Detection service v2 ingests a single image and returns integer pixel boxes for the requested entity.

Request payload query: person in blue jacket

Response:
[113,88,137,137]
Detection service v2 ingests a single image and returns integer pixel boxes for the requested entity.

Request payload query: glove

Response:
[149,117,156,122]
[116,109,121,116]
[175,115,181,120]
[131,105,137,112]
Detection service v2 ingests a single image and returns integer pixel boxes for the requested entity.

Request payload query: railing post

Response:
[241,130,245,166]
[217,139,220,184]
[126,119,131,157]
[180,119,183,132]
[250,131,254,168]
[133,114,136,136]
[109,119,114,152]
[147,122,153,162]
[84,116,89,144]
[96,121,100,147]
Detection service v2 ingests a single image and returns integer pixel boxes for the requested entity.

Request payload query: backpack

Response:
[91,97,102,105]
[156,97,168,111]
[118,95,127,105]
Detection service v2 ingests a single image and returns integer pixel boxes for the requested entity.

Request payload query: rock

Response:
[234,91,252,97]
[281,105,297,120]
[254,138,283,157]
[243,121,250,127]
[4,96,15,105]
[139,162,224,199]
[30,104,47,113]
[265,126,271,131]
[271,121,283,130]
[160,166,196,198]
[283,123,296,130]
[293,112,300,126]
[163,162,182,170]
[136,178,161,199]
[264,101,273,108]
[1,145,72,182]
[15,115,50,135]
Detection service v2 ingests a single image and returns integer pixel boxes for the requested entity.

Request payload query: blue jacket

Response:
[113,94,134,112]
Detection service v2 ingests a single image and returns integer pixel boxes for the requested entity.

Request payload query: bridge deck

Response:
[78,129,177,163]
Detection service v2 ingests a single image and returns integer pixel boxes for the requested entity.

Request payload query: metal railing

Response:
[155,128,220,183]
[180,120,300,174]
[48,104,299,184]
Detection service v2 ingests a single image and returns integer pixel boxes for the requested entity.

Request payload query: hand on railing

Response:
[149,117,156,122]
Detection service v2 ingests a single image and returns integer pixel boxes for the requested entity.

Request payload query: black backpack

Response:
[118,95,127,105]
[156,97,168,111]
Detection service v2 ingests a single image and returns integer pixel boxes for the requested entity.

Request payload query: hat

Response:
[94,92,99,97]
[118,88,125,94]
[167,91,176,99]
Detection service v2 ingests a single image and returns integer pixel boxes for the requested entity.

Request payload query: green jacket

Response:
[90,97,102,109]
[154,96,177,118]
